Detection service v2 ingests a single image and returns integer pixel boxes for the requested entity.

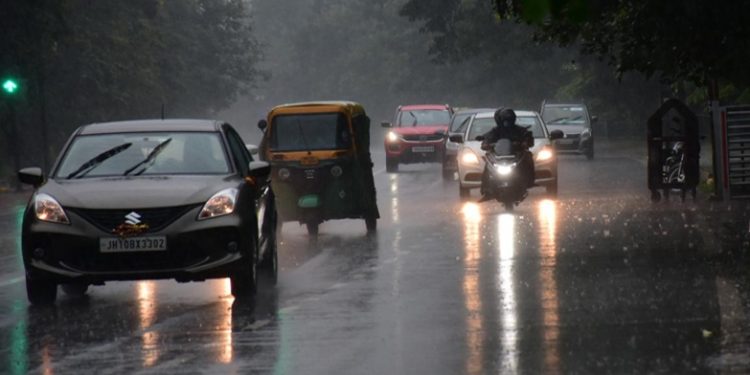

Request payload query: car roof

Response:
[78,119,223,135]
[400,104,450,111]
[474,110,537,119]
[543,103,587,107]
[453,107,497,115]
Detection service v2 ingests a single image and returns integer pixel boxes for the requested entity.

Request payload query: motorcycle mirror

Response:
[474,135,485,141]
[449,134,464,143]
[257,119,268,131]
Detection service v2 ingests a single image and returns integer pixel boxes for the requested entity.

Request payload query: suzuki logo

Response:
[125,212,142,225]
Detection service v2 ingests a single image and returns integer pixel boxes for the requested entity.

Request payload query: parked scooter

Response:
[478,138,530,210]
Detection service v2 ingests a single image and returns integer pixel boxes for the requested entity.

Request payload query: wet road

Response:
[2,143,750,374]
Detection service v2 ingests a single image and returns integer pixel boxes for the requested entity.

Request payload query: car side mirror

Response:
[245,144,259,155]
[248,161,271,178]
[549,130,564,140]
[380,122,392,128]
[590,116,598,124]
[18,167,45,187]
[474,135,485,141]
[449,134,464,143]
[257,119,268,131]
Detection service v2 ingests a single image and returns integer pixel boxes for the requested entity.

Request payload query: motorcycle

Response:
[478,138,530,210]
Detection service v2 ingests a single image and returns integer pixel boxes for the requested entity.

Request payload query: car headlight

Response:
[198,188,238,220]
[460,151,480,165]
[34,193,70,224]
[581,129,592,138]
[386,131,399,143]
[278,168,290,180]
[495,164,514,176]
[536,148,554,161]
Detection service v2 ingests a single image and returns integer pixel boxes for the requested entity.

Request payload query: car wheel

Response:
[259,214,278,286]
[365,216,377,233]
[26,275,57,305]
[306,222,319,236]
[61,283,88,297]
[386,158,398,173]
[230,238,257,299]
[459,185,471,199]
[546,180,558,196]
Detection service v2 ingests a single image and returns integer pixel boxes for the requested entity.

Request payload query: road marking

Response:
[0,276,23,288]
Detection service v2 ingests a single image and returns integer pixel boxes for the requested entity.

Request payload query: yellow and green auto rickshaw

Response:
[258,101,379,235]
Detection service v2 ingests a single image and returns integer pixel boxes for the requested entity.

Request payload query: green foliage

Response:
[492,0,750,88]
[0,0,261,177]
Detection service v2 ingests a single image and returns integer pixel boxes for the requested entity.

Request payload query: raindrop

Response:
[603,230,611,237]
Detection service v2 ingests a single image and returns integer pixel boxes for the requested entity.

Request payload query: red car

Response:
[381,104,453,172]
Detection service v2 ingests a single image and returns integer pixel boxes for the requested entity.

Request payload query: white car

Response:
[455,110,559,197]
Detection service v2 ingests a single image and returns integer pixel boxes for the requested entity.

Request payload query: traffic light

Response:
[2,78,19,95]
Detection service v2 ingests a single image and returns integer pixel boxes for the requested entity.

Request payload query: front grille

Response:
[564,133,581,139]
[70,205,198,233]
[402,134,444,142]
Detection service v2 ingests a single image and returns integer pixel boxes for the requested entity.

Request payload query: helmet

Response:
[494,108,516,128]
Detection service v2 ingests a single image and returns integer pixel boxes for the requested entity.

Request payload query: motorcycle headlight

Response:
[536,148,554,161]
[34,193,70,224]
[386,131,399,143]
[495,164,513,176]
[460,151,479,165]
[198,188,238,220]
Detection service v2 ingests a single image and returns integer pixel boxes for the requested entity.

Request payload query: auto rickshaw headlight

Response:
[278,168,290,180]
[331,166,343,177]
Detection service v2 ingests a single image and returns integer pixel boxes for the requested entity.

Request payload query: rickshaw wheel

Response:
[365,217,377,232]
[306,222,319,236]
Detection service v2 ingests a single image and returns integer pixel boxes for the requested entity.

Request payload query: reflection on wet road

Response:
[1,151,750,374]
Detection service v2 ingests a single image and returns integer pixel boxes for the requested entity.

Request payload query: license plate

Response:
[412,146,435,153]
[100,236,167,253]
[556,139,575,146]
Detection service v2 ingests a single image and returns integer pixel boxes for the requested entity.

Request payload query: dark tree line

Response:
[0,0,261,183]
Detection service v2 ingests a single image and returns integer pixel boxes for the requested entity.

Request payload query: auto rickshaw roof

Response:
[269,101,366,117]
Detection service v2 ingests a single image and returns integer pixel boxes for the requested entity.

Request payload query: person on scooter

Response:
[479,108,535,201]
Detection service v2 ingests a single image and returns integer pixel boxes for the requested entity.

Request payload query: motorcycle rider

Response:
[479,108,535,201]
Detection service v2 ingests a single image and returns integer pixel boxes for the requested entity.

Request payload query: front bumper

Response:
[22,206,251,284]
[384,140,445,164]
[555,135,593,154]
[458,158,557,189]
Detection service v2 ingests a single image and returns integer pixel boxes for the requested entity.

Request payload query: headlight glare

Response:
[495,164,513,176]
[387,132,399,143]
[34,193,69,224]
[536,148,553,161]
[460,151,479,165]
[198,188,238,220]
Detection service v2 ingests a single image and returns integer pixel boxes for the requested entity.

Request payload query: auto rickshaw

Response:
[258,101,379,235]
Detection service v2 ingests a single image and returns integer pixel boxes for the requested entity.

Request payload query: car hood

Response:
[546,124,588,135]
[392,125,448,135]
[463,138,551,157]
[40,175,238,209]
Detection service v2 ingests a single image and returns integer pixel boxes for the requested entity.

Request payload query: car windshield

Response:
[269,113,352,152]
[449,113,473,133]
[467,116,545,140]
[397,109,451,127]
[55,132,230,178]
[542,105,588,125]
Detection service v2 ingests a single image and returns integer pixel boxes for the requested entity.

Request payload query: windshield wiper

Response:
[546,117,569,124]
[123,138,172,176]
[66,143,132,179]
[295,118,311,153]
[409,111,418,127]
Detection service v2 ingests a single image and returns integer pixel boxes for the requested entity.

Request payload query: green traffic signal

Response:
[2,79,19,95]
